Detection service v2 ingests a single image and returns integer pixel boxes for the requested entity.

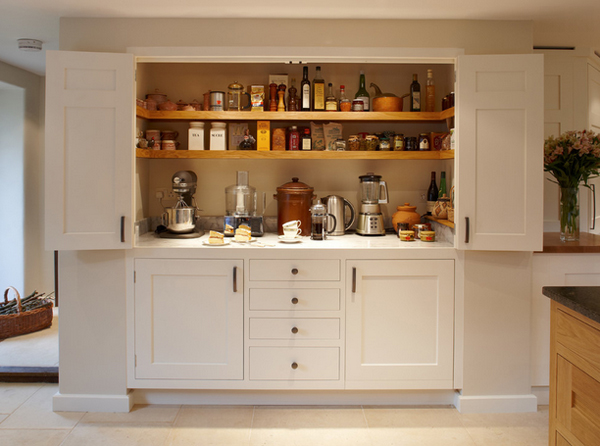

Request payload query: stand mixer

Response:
[356,172,389,236]
[224,171,264,237]
[159,171,204,239]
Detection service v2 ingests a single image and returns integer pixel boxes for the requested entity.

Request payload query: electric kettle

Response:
[323,195,356,236]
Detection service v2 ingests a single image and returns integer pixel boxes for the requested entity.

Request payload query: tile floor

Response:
[0,383,549,446]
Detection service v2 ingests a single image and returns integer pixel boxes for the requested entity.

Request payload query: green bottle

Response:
[439,171,447,198]
[354,71,370,111]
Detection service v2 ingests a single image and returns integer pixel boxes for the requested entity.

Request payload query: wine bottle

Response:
[426,171,438,215]
[325,83,337,111]
[439,171,447,198]
[410,74,421,112]
[312,66,325,111]
[301,66,311,111]
[426,69,435,112]
[355,70,370,111]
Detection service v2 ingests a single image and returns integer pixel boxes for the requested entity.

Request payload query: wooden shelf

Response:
[136,106,455,122]
[136,148,455,160]
[424,215,455,228]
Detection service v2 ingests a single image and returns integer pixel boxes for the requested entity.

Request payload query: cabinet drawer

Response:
[249,318,340,340]
[249,347,339,380]
[249,288,340,311]
[557,309,600,374]
[249,259,340,282]
[557,355,600,446]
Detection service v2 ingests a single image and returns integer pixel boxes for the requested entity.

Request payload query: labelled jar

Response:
[210,122,227,151]
[188,121,205,151]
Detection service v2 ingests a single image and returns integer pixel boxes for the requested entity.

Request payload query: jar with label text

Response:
[188,122,205,150]
[379,136,391,151]
[210,122,227,150]
[418,133,430,151]
[393,134,405,151]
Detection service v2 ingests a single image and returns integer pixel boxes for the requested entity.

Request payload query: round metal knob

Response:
[291,268,299,275]
[291,297,299,305]
[291,362,298,370]
[291,326,298,334]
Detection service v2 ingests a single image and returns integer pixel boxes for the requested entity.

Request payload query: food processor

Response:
[223,171,264,237]
[356,172,389,236]
[160,171,204,239]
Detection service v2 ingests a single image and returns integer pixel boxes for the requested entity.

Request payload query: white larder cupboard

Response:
[45,49,543,391]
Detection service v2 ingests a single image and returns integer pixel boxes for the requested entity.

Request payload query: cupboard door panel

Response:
[346,260,454,387]
[456,54,544,251]
[557,355,600,446]
[45,50,134,250]
[134,259,243,380]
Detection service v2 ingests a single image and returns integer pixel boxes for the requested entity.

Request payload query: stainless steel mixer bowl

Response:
[163,207,197,233]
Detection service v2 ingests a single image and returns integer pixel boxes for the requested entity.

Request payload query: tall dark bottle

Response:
[426,171,438,215]
[410,74,421,112]
[301,66,311,111]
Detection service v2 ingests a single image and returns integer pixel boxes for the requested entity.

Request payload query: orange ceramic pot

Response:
[392,203,421,231]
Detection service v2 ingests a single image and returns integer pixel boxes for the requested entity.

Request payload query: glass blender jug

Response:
[227,81,251,111]
[356,172,389,235]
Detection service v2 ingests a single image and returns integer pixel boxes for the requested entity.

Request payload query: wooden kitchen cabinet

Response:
[133,258,243,381]
[345,260,455,389]
[549,301,600,446]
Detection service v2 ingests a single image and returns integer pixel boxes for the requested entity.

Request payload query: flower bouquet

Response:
[544,130,600,241]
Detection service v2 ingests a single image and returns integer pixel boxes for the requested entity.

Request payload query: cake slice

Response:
[234,227,251,242]
[207,230,225,245]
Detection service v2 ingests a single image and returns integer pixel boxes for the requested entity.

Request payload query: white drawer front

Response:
[249,318,340,340]
[249,347,340,381]
[249,259,340,282]
[249,288,340,311]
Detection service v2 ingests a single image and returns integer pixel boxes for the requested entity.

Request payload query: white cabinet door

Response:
[134,259,243,380]
[45,50,134,250]
[345,260,454,389]
[456,54,544,251]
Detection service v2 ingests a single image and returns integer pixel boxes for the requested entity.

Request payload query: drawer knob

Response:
[291,268,299,275]
[291,326,298,334]
[291,362,298,370]
[291,297,299,305]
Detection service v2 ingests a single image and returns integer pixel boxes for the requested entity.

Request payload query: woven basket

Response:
[0,287,53,340]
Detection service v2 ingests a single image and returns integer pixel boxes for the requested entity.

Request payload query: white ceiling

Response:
[1,0,599,76]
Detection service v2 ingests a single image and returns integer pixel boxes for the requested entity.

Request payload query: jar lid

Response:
[189,122,205,128]
[359,172,382,182]
[277,177,314,193]
[397,202,417,211]
[211,122,227,128]
[228,81,244,91]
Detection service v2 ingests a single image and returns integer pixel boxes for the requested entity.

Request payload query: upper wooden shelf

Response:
[136,106,455,122]
[136,148,455,160]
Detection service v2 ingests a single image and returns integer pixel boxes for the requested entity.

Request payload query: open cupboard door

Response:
[456,54,544,251]
[45,50,135,250]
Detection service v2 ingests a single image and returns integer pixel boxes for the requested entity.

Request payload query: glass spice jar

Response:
[393,134,405,151]
[365,135,379,151]
[348,135,361,151]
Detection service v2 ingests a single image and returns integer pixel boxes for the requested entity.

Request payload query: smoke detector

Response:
[17,39,43,52]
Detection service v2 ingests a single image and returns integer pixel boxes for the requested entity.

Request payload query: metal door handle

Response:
[291,297,299,305]
[465,217,470,244]
[291,326,298,334]
[233,266,237,292]
[352,267,357,293]
[592,184,596,230]
[291,268,299,275]
[291,362,298,370]
[120,216,125,243]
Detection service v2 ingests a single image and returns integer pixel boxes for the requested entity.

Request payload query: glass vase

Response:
[559,186,580,241]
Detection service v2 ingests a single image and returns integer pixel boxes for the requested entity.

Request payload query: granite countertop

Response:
[542,286,600,324]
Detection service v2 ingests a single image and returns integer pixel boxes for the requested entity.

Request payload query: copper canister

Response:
[274,177,315,236]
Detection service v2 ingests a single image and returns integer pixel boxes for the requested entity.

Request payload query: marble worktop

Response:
[542,286,600,325]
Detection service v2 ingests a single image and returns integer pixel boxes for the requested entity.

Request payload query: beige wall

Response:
[0,61,50,295]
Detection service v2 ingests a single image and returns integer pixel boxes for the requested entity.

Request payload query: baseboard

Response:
[53,391,134,412]
[454,393,538,413]
[531,386,549,405]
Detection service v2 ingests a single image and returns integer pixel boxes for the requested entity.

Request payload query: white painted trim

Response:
[53,391,134,413]
[531,386,549,406]
[133,389,457,406]
[454,393,538,413]
[128,46,464,64]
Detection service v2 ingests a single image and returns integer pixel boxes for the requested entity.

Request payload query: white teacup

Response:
[283,220,301,230]
[283,226,302,239]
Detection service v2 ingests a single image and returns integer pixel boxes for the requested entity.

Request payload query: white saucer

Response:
[231,238,256,244]
[278,235,302,243]
[202,239,230,246]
